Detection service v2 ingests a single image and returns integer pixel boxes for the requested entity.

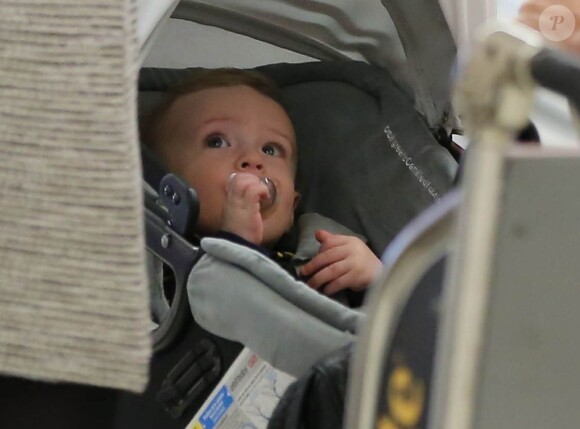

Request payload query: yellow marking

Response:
[386,365,425,427]
[377,415,402,429]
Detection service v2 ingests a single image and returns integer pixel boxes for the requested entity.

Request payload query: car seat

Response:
[109,59,458,428]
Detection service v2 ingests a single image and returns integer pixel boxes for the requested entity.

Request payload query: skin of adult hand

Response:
[517,0,580,54]
[221,172,269,244]
[299,229,383,295]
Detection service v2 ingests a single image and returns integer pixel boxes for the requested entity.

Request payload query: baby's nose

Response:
[238,153,264,171]
[240,161,263,170]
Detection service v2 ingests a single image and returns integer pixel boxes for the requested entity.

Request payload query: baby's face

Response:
[159,85,298,246]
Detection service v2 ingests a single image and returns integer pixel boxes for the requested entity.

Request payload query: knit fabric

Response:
[0,0,151,392]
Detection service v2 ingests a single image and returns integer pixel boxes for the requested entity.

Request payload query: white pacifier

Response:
[259,177,277,211]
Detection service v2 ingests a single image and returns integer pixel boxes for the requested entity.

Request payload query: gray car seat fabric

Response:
[258,61,458,256]
[188,237,361,377]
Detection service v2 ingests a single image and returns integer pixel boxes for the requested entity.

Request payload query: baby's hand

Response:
[220,173,269,244]
[299,229,382,295]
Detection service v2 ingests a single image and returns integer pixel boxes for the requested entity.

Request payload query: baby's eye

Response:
[206,135,230,148]
[262,143,283,157]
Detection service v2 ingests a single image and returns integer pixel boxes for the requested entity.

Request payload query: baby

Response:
[141,68,382,295]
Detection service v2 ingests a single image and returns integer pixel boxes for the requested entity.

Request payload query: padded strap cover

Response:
[187,238,361,377]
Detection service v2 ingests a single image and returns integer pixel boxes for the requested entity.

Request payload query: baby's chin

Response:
[260,240,278,249]
[194,223,220,240]
[261,228,287,249]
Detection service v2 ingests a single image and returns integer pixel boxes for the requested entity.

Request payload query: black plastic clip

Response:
[159,174,199,241]
[156,339,222,419]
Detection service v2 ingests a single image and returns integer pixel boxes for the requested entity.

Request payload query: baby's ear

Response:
[285,192,301,234]
[293,192,301,210]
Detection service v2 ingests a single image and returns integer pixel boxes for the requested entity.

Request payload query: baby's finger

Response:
[300,246,347,277]
[228,174,267,202]
[227,173,254,196]
[315,229,350,252]
[306,260,348,290]
[315,229,346,245]
[322,273,351,296]
[242,180,269,204]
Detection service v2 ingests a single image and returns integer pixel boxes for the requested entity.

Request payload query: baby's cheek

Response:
[279,197,295,230]
[196,198,225,235]
[195,213,217,236]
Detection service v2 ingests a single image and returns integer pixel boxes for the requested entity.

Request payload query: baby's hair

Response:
[140,68,287,152]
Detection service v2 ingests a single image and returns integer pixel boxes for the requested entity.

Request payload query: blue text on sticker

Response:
[199,386,234,429]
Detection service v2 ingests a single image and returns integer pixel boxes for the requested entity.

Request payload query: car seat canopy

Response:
[140,0,457,128]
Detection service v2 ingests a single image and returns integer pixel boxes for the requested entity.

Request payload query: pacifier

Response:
[259,177,277,211]
[227,173,277,211]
